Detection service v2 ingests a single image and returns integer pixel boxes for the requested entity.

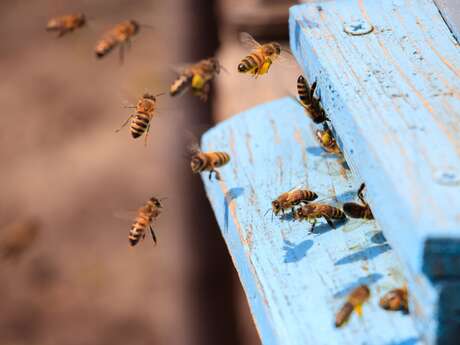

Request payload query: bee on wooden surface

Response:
[128,197,163,246]
[95,20,140,61]
[315,123,341,155]
[335,285,370,327]
[271,188,318,216]
[237,32,288,77]
[297,75,328,124]
[170,58,222,101]
[379,287,408,313]
[0,219,40,261]
[343,183,374,220]
[190,145,230,181]
[116,92,163,145]
[294,203,345,232]
[46,13,86,38]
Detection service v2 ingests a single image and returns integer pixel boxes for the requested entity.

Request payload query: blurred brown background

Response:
[0,0,298,344]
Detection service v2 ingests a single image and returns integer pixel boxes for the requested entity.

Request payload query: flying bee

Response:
[0,219,40,261]
[335,285,370,327]
[237,32,288,77]
[297,75,328,123]
[294,203,345,232]
[116,92,163,145]
[343,183,374,220]
[315,123,341,155]
[95,20,140,62]
[271,188,318,216]
[190,145,230,181]
[170,58,222,101]
[379,287,409,313]
[128,197,163,246]
[46,13,86,37]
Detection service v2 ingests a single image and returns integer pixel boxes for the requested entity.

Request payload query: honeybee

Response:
[335,285,370,327]
[379,287,408,313]
[116,92,163,145]
[128,197,163,246]
[315,123,341,155]
[237,32,286,77]
[271,188,318,216]
[170,58,222,101]
[297,75,328,123]
[95,20,140,61]
[0,219,40,260]
[46,13,86,37]
[294,203,345,232]
[190,145,230,181]
[343,183,374,220]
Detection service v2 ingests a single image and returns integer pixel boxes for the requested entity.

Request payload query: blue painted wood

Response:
[289,0,460,281]
[434,0,460,42]
[200,98,421,345]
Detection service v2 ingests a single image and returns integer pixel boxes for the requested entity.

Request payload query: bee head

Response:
[273,43,281,55]
[208,58,220,73]
[130,20,140,34]
[150,197,163,208]
[143,93,156,101]
[271,200,281,215]
[190,155,204,173]
[77,13,86,26]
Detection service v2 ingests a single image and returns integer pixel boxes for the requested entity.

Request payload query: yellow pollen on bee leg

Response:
[354,304,363,317]
[191,75,205,89]
[258,59,273,75]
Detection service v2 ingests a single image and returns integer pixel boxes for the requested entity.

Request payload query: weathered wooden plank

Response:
[290,0,460,281]
[200,98,420,345]
[434,0,460,42]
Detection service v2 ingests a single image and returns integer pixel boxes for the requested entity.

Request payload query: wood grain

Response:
[290,0,460,281]
[200,98,420,345]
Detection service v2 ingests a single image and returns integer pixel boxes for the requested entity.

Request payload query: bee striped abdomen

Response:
[212,152,230,167]
[95,36,117,58]
[238,53,262,73]
[129,214,149,246]
[170,73,193,96]
[329,207,345,219]
[297,75,309,105]
[130,113,150,138]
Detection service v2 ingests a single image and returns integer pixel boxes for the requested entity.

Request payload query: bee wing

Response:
[239,32,262,49]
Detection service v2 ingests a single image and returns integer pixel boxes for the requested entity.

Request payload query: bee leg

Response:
[115,115,133,133]
[144,124,151,147]
[119,43,125,65]
[324,216,336,229]
[149,226,157,245]
[310,219,317,233]
[200,83,210,102]
[214,170,222,181]
[357,183,366,204]
[57,29,68,38]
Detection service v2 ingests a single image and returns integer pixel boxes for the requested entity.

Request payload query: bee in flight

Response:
[190,145,230,181]
[116,92,163,145]
[95,20,141,62]
[294,202,345,232]
[297,75,328,124]
[237,32,287,77]
[335,285,370,327]
[343,183,374,220]
[170,58,222,102]
[271,188,318,216]
[379,287,409,313]
[46,13,86,37]
[0,219,40,261]
[315,123,341,155]
[128,197,163,246]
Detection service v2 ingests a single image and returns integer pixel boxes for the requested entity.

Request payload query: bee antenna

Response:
[263,208,272,218]
[154,92,165,98]
[219,64,229,74]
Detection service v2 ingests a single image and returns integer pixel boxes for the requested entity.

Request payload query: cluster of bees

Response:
[42,13,409,329]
